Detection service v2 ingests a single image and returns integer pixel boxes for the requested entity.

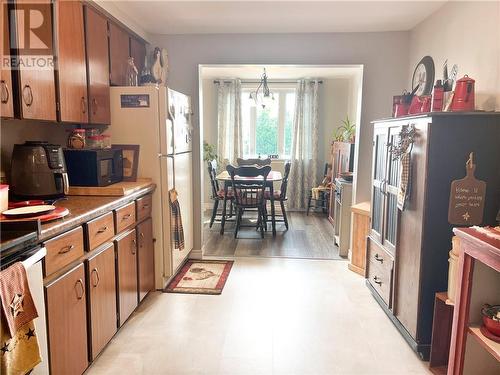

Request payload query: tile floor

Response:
[86,258,431,375]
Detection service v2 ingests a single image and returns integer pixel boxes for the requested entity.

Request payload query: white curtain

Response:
[217,79,242,169]
[287,79,320,209]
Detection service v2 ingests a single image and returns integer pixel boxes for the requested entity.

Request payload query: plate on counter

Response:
[2,205,56,218]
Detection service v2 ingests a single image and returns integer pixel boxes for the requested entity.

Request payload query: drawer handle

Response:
[122,213,132,221]
[92,98,98,115]
[131,238,137,255]
[0,80,9,104]
[58,244,75,254]
[140,232,145,238]
[97,226,108,234]
[373,276,382,286]
[75,279,85,299]
[374,254,384,263]
[91,268,100,288]
[142,204,150,209]
[81,96,87,114]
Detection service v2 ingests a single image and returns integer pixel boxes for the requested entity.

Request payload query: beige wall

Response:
[409,1,500,111]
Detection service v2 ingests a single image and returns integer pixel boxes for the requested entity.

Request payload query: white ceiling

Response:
[110,0,447,35]
[200,64,363,80]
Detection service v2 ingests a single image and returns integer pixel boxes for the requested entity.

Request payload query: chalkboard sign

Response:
[448,153,486,225]
[120,94,150,108]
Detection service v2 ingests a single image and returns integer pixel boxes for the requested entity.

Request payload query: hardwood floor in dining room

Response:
[203,211,341,259]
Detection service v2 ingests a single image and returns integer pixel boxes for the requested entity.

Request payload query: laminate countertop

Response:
[39,183,156,242]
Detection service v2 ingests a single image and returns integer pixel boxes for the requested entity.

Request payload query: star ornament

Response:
[25,327,36,340]
[462,211,471,221]
[10,293,24,317]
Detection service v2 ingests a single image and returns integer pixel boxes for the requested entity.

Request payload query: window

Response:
[241,87,296,158]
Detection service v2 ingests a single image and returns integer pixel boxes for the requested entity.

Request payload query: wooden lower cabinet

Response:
[45,263,88,375]
[87,243,117,360]
[115,228,138,326]
[137,218,155,301]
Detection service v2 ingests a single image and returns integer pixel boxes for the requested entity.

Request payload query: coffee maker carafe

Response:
[10,141,69,199]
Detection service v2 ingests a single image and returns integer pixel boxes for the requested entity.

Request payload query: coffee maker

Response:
[10,141,69,199]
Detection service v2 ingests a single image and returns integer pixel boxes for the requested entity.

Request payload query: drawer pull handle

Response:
[0,80,9,104]
[374,254,384,263]
[142,204,150,209]
[75,279,85,299]
[131,239,137,255]
[58,244,75,254]
[92,98,98,115]
[81,96,87,114]
[22,85,33,106]
[97,226,108,234]
[373,276,382,286]
[122,214,132,220]
[91,268,100,287]
[140,232,144,238]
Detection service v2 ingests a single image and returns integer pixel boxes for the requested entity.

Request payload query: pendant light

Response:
[249,68,275,108]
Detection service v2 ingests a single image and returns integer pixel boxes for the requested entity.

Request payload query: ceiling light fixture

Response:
[249,68,275,108]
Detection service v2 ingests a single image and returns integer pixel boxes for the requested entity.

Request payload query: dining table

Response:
[216,170,283,236]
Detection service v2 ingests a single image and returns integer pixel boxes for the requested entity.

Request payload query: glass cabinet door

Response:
[382,126,402,255]
[370,127,387,243]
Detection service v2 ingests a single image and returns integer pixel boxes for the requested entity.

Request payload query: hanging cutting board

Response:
[448,153,486,225]
[67,178,152,196]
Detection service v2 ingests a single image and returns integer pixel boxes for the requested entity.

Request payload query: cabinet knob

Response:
[22,85,33,107]
[75,278,85,299]
[0,80,9,104]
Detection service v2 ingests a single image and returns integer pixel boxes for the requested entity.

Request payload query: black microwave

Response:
[63,148,123,187]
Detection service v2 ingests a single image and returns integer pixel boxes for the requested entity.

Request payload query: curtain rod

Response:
[213,79,323,84]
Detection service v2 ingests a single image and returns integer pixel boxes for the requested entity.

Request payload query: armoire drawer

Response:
[367,237,394,307]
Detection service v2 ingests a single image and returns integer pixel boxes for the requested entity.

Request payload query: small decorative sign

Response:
[120,94,150,108]
[448,153,486,225]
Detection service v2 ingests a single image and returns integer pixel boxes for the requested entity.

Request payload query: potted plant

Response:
[333,116,356,143]
[203,141,218,163]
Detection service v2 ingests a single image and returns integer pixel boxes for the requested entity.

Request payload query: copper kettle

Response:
[451,75,475,111]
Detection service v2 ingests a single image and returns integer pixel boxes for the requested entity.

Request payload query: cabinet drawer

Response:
[115,202,136,233]
[44,226,85,276]
[86,212,115,251]
[367,238,394,307]
[136,194,152,222]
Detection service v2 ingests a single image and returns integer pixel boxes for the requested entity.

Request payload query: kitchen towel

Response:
[397,152,411,211]
[0,263,38,337]
[169,189,185,251]
[1,316,41,375]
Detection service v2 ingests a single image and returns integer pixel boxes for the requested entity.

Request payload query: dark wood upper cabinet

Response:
[1,3,14,118]
[84,6,110,124]
[12,0,56,121]
[87,243,117,360]
[108,22,130,86]
[45,263,88,375]
[115,228,138,326]
[137,218,154,302]
[130,37,146,77]
[54,0,88,123]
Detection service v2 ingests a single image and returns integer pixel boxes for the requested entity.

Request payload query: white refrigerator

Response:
[110,86,193,289]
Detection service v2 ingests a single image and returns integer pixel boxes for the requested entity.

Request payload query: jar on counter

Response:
[101,134,111,148]
[67,129,86,149]
[87,135,105,149]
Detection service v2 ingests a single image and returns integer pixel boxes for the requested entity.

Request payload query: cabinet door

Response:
[87,243,117,360]
[55,0,88,123]
[84,6,110,124]
[130,37,146,76]
[1,4,13,118]
[115,228,138,326]
[382,126,402,255]
[45,263,88,375]
[13,0,56,121]
[109,22,130,86]
[137,218,154,301]
[370,127,388,244]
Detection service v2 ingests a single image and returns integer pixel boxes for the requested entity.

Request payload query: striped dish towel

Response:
[169,189,185,251]
[397,152,411,211]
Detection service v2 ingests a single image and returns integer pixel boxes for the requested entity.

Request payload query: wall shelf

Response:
[468,326,500,362]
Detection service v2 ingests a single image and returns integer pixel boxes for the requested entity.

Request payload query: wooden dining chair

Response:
[265,161,291,230]
[306,163,332,215]
[207,159,233,228]
[226,164,271,238]
[236,157,272,167]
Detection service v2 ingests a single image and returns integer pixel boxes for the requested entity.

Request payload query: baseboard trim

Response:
[189,248,203,260]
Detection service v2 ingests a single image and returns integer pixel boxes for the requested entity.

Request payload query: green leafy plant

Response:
[203,141,218,162]
[333,116,356,143]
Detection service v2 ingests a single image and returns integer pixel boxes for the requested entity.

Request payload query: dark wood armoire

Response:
[366,112,500,360]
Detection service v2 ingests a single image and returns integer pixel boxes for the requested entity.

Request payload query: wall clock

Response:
[412,56,435,96]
